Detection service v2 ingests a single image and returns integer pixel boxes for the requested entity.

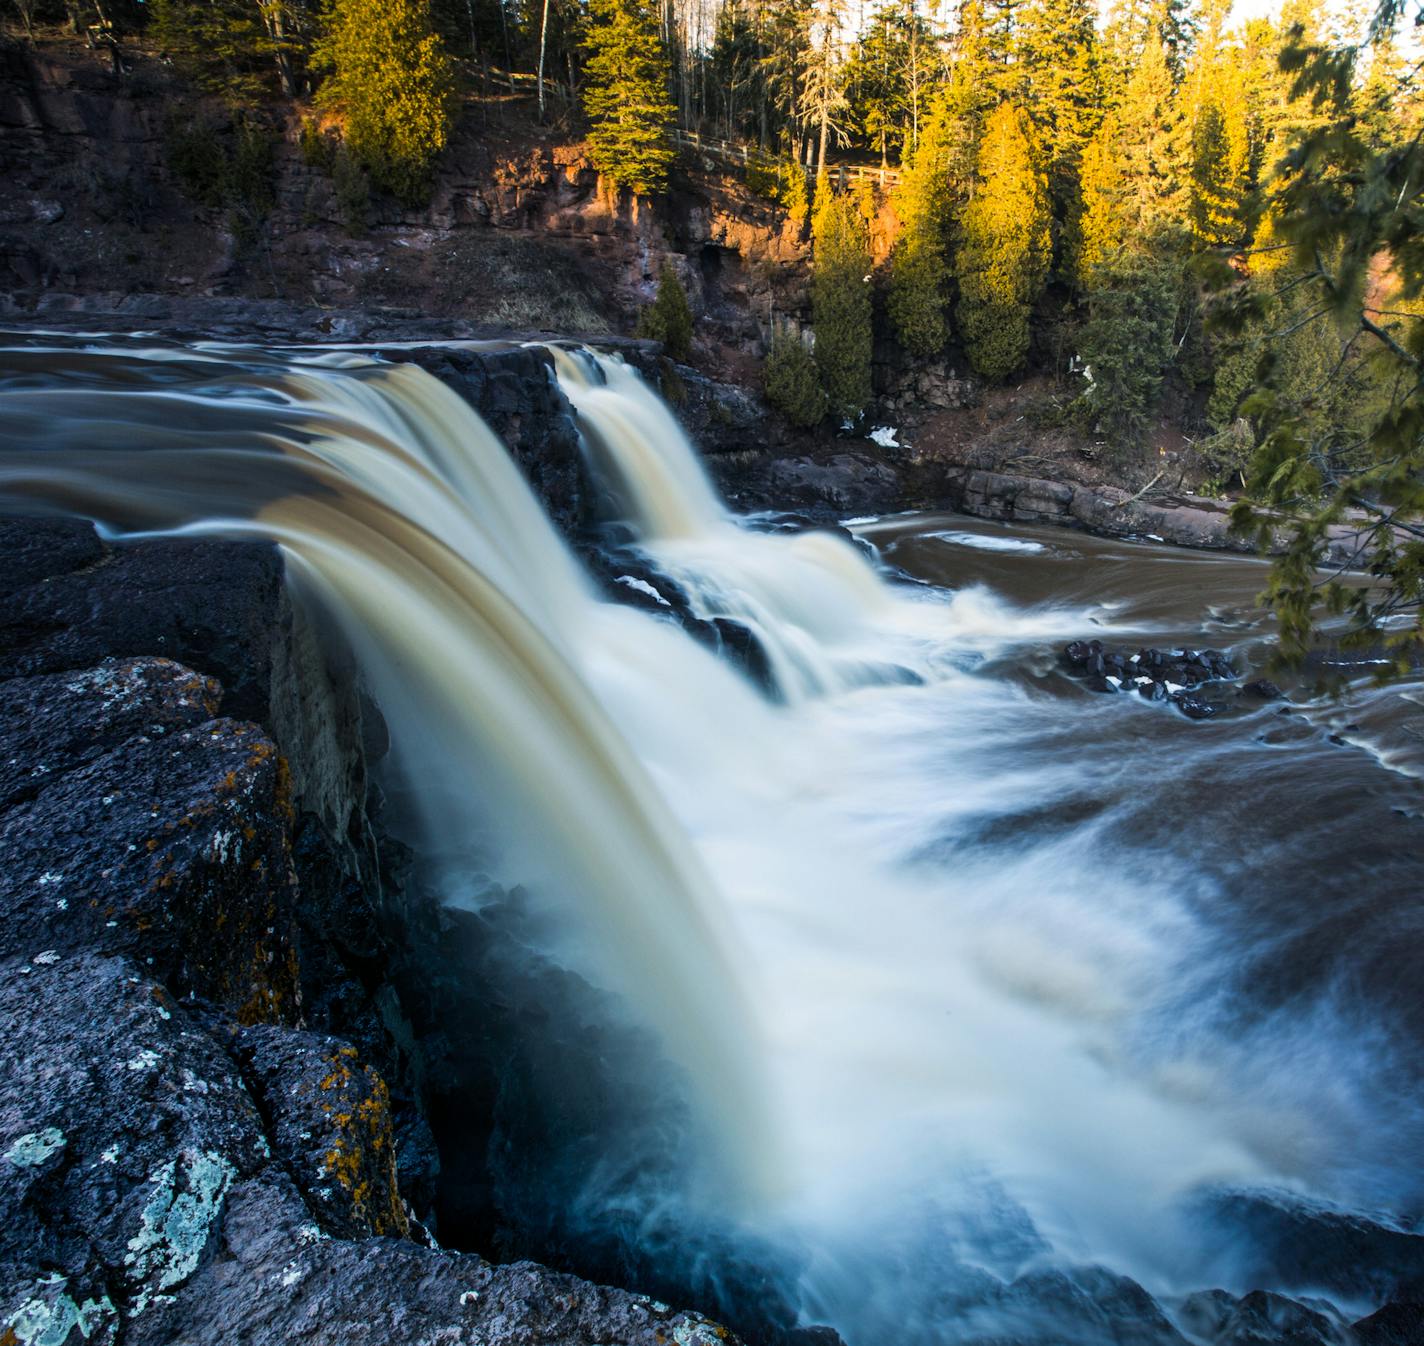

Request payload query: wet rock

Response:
[1192,1188,1424,1303]
[1354,1296,1424,1345]
[0,524,283,723]
[224,1025,413,1240]
[967,1264,1189,1345]
[1174,694,1218,720]
[0,668,300,1020]
[1242,679,1286,701]
[0,952,741,1346]
[1176,1287,1352,1344]
[1060,642,1240,721]
[765,454,902,514]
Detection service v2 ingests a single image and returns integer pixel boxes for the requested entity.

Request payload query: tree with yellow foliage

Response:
[314,0,453,206]
[955,103,1051,379]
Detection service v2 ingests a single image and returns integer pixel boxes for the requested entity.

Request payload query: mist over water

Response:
[3,335,1422,1343]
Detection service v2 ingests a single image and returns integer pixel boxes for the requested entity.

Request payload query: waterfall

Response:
[0,342,779,1206]
[550,347,1088,701]
[2,335,1408,1345]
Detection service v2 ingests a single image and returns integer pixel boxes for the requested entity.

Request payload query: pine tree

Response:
[1076,34,1188,283]
[637,261,694,360]
[314,0,453,205]
[581,0,677,195]
[887,95,954,355]
[811,174,874,420]
[955,103,1051,379]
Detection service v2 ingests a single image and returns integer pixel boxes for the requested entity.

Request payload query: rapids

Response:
[1,334,1421,1344]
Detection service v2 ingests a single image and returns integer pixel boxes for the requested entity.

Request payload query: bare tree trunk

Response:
[537,0,550,121]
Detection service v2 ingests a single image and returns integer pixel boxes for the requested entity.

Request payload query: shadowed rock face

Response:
[0,953,737,1346]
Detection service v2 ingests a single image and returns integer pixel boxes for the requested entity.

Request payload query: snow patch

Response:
[867,425,899,449]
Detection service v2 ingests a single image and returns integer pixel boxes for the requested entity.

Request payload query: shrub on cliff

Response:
[582,0,677,195]
[764,334,827,428]
[811,174,873,422]
[314,0,454,207]
[637,263,694,361]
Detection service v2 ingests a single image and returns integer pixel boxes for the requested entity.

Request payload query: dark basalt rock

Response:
[227,1024,414,1241]
[0,657,220,813]
[0,523,283,724]
[1354,1296,1424,1345]
[1060,641,1246,720]
[0,514,104,594]
[0,662,300,1021]
[0,952,737,1346]
[1191,1188,1424,1304]
[1176,1288,1352,1345]
[1242,678,1286,701]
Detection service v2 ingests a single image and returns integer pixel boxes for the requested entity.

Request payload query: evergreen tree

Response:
[637,261,694,360]
[955,103,1051,379]
[152,0,311,99]
[764,332,828,425]
[1076,252,1181,444]
[1014,0,1103,271]
[314,0,453,205]
[887,95,954,355]
[1189,84,1250,248]
[1076,34,1188,283]
[845,0,928,165]
[581,0,677,195]
[811,174,873,419]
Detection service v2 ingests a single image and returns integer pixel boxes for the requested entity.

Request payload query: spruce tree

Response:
[888,95,954,355]
[1014,0,1103,271]
[811,174,874,420]
[1076,34,1188,284]
[314,0,453,205]
[582,0,678,195]
[764,333,829,426]
[637,262,694,360]
[955,103,1051,379]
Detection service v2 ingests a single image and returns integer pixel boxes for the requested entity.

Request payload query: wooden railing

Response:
[470,71,903,190]
[672,128,902,189]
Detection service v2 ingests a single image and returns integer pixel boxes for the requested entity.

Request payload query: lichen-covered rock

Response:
[0,680,301,1020]
[0,657,220,812]
[0,952,273,1346]
[228,1025,411,1240]
[0,953,740,1346]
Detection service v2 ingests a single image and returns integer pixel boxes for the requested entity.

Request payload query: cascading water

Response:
[2,334,1421,1345]
[549,346,1078,701]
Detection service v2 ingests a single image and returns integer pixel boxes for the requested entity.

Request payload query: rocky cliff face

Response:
[0,39,806,356]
